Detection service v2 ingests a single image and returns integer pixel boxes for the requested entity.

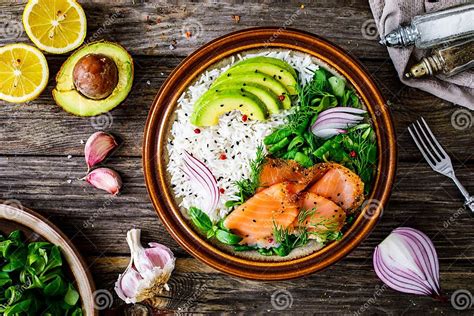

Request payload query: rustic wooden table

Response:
[1,1,473,314]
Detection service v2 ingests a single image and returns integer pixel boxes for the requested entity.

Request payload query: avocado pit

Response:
[73,53,118,100]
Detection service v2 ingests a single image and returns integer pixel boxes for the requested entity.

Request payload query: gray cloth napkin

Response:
[369,0,474,110]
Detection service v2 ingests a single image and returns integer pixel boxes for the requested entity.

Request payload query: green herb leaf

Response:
[43,275,67,297]
[257,248,274,256]
[288,135,304,151]
[268,137,290,154]
[64,283,80,306]
[3,299,32,316]
[189,207,213,233]
[294,152,313,168]
[281,148,298,160]
[215,230,242,245]
[313,68,328,92]
[273,244,291,257]
[264,128,292,145]
[233,245,257,252]
[0,271,11,287]
[328,76,346,97]
[224,200,242,208]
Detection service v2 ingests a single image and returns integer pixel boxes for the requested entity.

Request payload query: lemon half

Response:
[0,43,49,103]
[23,0,87,54]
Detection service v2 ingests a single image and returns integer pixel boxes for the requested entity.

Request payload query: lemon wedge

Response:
[0,43,49,103]
[23,0,87,54]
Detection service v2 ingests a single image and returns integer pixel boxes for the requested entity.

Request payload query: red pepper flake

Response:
[241,114,248,122]
[278,95,285,101]
[219,153,227,160]
[350,150,357,158]
[185,31,192,39]
[194,128,201,134]
[219,188,225,194]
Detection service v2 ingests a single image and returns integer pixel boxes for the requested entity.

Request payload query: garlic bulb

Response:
[115,229,175,304]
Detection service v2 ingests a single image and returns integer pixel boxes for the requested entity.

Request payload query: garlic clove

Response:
[85,167,122,195]
[115,229,176,304]
[84,131,118,169]
[146,242,174,268]
[115,264,143,304]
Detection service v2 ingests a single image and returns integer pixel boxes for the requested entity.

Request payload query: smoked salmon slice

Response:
[258,158,304,190]
[258,158,328,192]
[292,193,346,237]
[224,182,299,246]
[307,163,364,213]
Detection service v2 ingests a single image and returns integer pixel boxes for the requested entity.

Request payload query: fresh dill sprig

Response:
[272,219,310,250]
[284,84,315,134]
[297,207,316,225]
[226,145,266,207]
[346,125,376,192]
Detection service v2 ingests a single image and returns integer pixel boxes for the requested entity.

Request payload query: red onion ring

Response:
[183,151,220,214]
[311,107,366,139]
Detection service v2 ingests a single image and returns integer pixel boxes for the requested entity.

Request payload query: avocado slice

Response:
[215,63,298,95]
[191,91,268,126]
[53,41,133,117]
[210,72,292,109]
[236,56,298,79]
[200,82,282,114]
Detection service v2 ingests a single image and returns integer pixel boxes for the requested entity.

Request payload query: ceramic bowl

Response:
[0,201,96,314]
[143,27,396,280]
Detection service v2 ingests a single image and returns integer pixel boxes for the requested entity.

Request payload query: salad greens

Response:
[0,230,82,316]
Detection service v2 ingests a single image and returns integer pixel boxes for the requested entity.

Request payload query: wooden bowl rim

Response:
[143,27,397,280]
[0,201,97,315]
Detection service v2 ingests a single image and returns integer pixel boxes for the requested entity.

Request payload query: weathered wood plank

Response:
[1,156,472,261]
[0,57,471,160]
[91,256,472,314]
[1,0,387,59]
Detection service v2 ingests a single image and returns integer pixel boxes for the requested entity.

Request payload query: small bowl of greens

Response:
[0,201,96,315]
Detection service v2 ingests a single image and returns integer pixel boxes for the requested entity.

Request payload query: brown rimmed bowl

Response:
[143,27,397,280]
[0,201,97,315]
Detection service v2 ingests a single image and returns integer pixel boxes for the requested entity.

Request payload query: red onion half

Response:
[311,107,366,139]
[373,227,442,298]
[183,151,220,214]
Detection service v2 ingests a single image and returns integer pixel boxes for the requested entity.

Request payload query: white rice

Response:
[167,50,320,221]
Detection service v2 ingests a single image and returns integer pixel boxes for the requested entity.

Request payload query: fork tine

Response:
[420,117,448,160]
[408,124,436,169]
[415,120,442,162]
[411,122,439,164]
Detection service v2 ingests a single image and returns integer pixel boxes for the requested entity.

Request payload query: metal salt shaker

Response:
[380,3,474,48]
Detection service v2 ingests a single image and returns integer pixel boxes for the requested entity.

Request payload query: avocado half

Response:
[53,41,134,117]
[191,56,298,127]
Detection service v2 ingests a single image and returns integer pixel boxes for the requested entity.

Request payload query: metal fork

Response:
[408,117,474,216]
